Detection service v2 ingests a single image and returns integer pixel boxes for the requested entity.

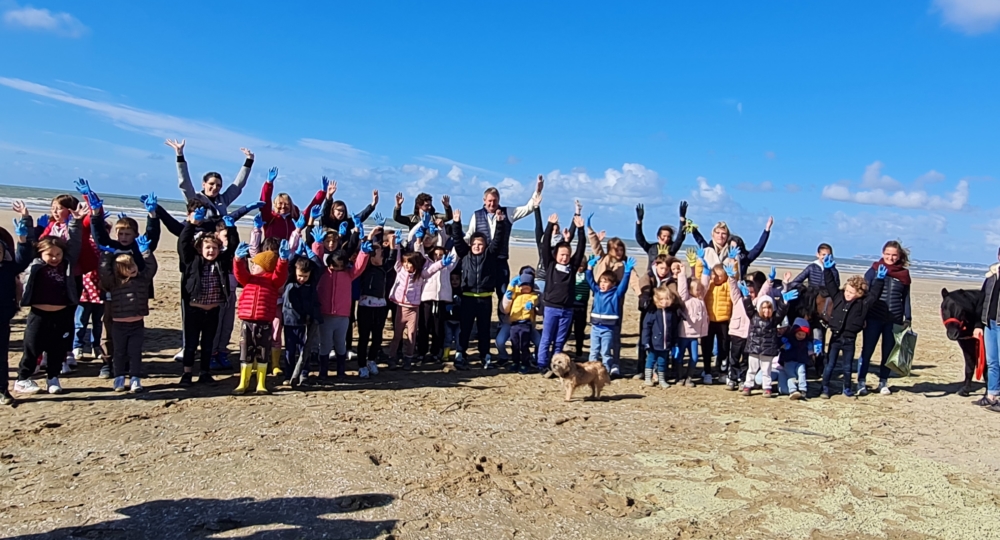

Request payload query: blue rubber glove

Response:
[724,263,736,278]
[782,289,799,302]
[295,239,308,257]
[74,178,92,196]
[737,281,750,297]
[727,246,740,261]
[267,167,278,183]
[247,201,265,212]
[525,301,534,311]
[421,212,433,229]
[823,254,835,269]
[294,213,306,230]
[876,264,888,280]
[352,214,364,230]
[360,240,374,254]
[37,215,49,229]
[12,218,27,238]
[102,210,112,221]
[338,222,348,236]
[193,207,207,222]
[86,192,103,211]
[586,213,595,231]
[702,262,711,276]
[394,234,403,247]
[769,266,776,281]
[587,254,599,269]
[511,276,521,287]
[672,346,681,360]
[696,247,705,260]
[813,340,823,355]
[140,192,158,213]
[278,240,291,260]
[442,254,455,267]
[374,212,386,227]
[253,213,265,230]
[321,176,330,192]
[781,337,791,350]
[97,244,117,255]
[310,227,325,244]
[623,257,636,274]
[505,289,514,300]
[415,227,425,239]
[223,216,235,228]
[310,205,323,221]
[429,223,439,236]
[117,212,128,221]
[235,242,251,259]
[136,235,151,254]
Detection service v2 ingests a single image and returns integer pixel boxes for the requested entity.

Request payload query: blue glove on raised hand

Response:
[223,216,235,228]
[321,175,330,192]
[374,212,386,227]
[102,210,112,221]
[781,337,791,350]
[310,227,325,244]
[294,212,307,230]
[737,280,750,297]
[296,239,308,257]
[310,205,323,221]
[429,223,439,236]
[586,212,595,231]
[702,261,711,276]
[97,244,117,255]
[118,212,128,221]
[360,240,374,254]
[73,178,92,196]
[235,242,251,259]
[587,254,599,269]
[421,212,433,228]
[813,339,823,355]
[352,213,364,229]
[526,301,534,311]
[823,254,835,269]
[782,289,799,303]
[37,215,49,229]
[505,289,514,300]
[12,218,27,238]
[136,235,151,253]
[338,222,349,236]
[727,245,741,261]
[278,239,291,260]
[724,263,737,278]
[441,254,455,267]
[267,167,278,184]
[140,192,158,213]
[876,264,888,280]
[253,213,265,230]
[511,276,521,287]
[247,201,265,212]
[696,247,705,260]
[394,234,403,247]
[193,207,207,222]
[623,257,636,274]
[769,266,776,281]
[415,227,425,239]
[86,191,103,211]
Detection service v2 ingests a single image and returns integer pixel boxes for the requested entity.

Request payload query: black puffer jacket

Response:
[178,221,238,303]
[452,217,509,294]
[744,297,789,357]
[826,267,884,338]
[358,261,390,299]
[865,267,910,324]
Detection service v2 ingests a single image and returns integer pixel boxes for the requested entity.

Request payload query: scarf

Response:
[872,259,911,285]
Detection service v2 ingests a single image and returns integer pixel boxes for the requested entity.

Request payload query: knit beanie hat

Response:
[252,251,278,273]
[754,295,774,311]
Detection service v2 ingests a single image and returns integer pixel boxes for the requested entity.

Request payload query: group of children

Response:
[0,140,912,404]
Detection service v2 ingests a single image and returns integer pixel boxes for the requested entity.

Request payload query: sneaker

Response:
[878,381,891,395]
[348,351,357,361]
[659,379,670,389]
[197,373,214,385]
[741,387,751,396]
[518,364,528,375]
[98,365,112,379]
[113,376,126,392]
[13,379,40,395]
[359,366,370,379]
[790,391,803,401]
[66,353,77,369]
[178,372,194,387]
[217,352,232,369]
[843,387,855,398]
[763,389,774,398]
[820,387,831,400]
[72,348,84,362]
[130,378,145,393]
[46,377,63,395]
[366,360,379,376]
[684,377,696,388]
[0,390,13,405]
[609,366,620,379]
[482,355,495,370]
[726,381,737,391]
[209,354,223,371]
[61,363,72,375]
[856,384,869,397]
[702,373,713,385]
[974,396,997,407]
[173,349,185,363]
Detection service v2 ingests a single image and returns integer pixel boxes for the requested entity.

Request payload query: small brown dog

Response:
[551,353,611,401]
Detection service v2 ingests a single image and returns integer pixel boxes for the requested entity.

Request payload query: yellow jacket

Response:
[502,286,539,323]
[705,277,732,322]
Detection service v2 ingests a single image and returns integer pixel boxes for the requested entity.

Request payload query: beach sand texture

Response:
[0,214,998,539]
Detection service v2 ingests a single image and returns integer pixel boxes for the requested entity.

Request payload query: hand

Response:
[727,245,741,261]
[453,209,462,223]
[352,214,364,230]
[769,266,776,281]
[278,239,291,260]
[782,289,799,302]
[136,235,151,254]
[235,242,251,259]
[511,276,522,287]
[241,147,254,160]
[193,207,207,223]
[635,203,644,222]
[374,212,386,227]
[597,231,606,242]
[71,200,89,221]
[164,139,186,156]
[310,227,325,244]
[782,338,791,351]
[294,213,306,230]
[765,216,774,232]
[394,234,403,247]
[683,219,697,234]
[11,200,28,217]
[496,210,506,222]
[11,218,28,238]
[876,264,888,280]
[784,271,792,283]
[505,289,514,300]
[421,212,433,228]
[575,199,582,215]
[338,222,348,236]
[118,212,128,221]
[97,244,117,254]
[266,167,278,183]
[310,205,323,221]
[724,263,736,278]
[586,212,594,231]
[415,227,425,239]
[548,213,559,224]
[295,239,309,257]
[395,192,404,208]
[223,216,235,228]
[536,174,544,193]
[86,192,103,212]
[525,301,534,311]
[572,214,583,228]
[975,328,984,339]
[737,281,750,297]
[441,194,451,207]
[37,215,49,229]
[372,189,379,206]
[679,200,688,219]
[137,192,157,214]
[360,240,374,254]
[429,223,439,236]
[823,254,835,269]
[623,257,636,274]
[685,248,697,267]
[247,201,265,212]
[587,254,599,269]
[321,176,330,194]
[254,213,265,229]
[441,254,455,267]
[696,247,705,260]
[561,228,571,242]
[813,340,823,355]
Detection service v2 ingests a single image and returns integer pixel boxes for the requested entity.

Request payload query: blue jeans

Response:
[780,361,807,394]
[496,312,540,360]
[538,306,573,369]
[859,319,896,384]
[645,349,668,371]
[985,321,1000,396]
[677,337,699,368]
[74,303,104,352]
[590,324,615,368]
[443,320,461,350]
[823,334,856,390]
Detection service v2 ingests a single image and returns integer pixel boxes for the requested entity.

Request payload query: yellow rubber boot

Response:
[255,361,269,394]
[233,364,252,395]
[443,348,451,362]
[271,349,283,377]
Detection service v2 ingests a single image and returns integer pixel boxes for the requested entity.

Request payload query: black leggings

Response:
[460,296,493,358]
[18,307,73,380]
[182,305,220,372]
[356,305,389,365]
[701,320,730,376]
[417,301,445,357]
[728,335,748,384]
[112,320,145,378]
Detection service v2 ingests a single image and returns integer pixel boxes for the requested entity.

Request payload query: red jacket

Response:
[43,215,98,275]
[259,182,301,242]
[234,257,289,322]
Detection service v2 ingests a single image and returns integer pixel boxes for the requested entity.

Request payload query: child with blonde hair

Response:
[641,285,682,388]
[676,251,711,387]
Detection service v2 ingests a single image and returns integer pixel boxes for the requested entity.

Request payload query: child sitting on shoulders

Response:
[501,267,540,374]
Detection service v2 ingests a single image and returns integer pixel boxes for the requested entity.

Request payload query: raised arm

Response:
[691,227,710,249]
[634,203,651,251]
[669,201,688,256]
[450,214,471,258]
[167,139,197,202]
[509,175,543,222]
[540,218,555,266]
[155,205,185,237]
[219,148,255,208]
[745,218,773,265]
[570,218,587,269]
[260,177,275,223]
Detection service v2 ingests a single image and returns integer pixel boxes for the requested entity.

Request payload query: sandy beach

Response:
[0,209,997,539]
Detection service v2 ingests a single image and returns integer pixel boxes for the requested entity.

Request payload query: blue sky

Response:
[1,1,999,262]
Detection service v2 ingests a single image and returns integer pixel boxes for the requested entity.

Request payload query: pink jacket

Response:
[420,253,458,302]
[728,275,771,339]
[317,252,369,317]
[389,250,445,307]
[677,269,710,339]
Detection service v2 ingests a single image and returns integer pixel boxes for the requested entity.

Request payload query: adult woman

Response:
[857,240,911,396]
[392,192,453,228]
[166,139,254,220]
[975,248,1000,411]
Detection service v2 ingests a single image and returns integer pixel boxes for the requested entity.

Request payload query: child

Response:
[677,255,711,387]
[586,255,636,375]
[178,206,239,386]
[98,236,158,393]
[356,231,391,378]
[316,238,371,380]
[501,268,540,373]
[14,203,85,395]
[283,255,323,387]
[417,245,458,364]
[451,209,510,370]
[572,261,590,359]
[702,261,733,385]
[741,279,796,397]
[2,202,36,404]
[821,257,885,399]
[636,254,676,378]
[388,239,449,370]
[232,239,290,394]
[727,263,771,390]
[778,318,812,400]
[537,213,586,376]
[585,215,634,373]
[641,285,682,388]
[442,272,462,363]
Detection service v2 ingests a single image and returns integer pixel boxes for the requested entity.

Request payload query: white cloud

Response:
[735,180,774,192]
[915,169,946,186]
[544,163,663,206]
[860,161,902,189]
[3,4,87,37]
[399,164,440,194]
[934,0,1000,35]
[446,165,463,182]
[693,176,727,204]
[297,138,367,159]
[420,155,500,177]
[985,219,1000,247]
[832,210,947,237]
[822,162,969,211]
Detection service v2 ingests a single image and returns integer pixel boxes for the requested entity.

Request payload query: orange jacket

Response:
[705,276,732,322]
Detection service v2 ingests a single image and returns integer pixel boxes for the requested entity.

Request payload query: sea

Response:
[0,184,986,283]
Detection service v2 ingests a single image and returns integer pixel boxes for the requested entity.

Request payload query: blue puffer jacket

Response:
[586,268,631,326]
[641,306,682,352]
[788,262,839,291]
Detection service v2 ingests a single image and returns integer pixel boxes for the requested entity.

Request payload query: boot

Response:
[233,363,252,395]
[685,363,698,387]
[443,347,451,362]
[643,368,654,387]
[254,362,269,394]
[336,354,347,379]
[657,371,669,388]
[318,355,329,382]
[270,349,283,377]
